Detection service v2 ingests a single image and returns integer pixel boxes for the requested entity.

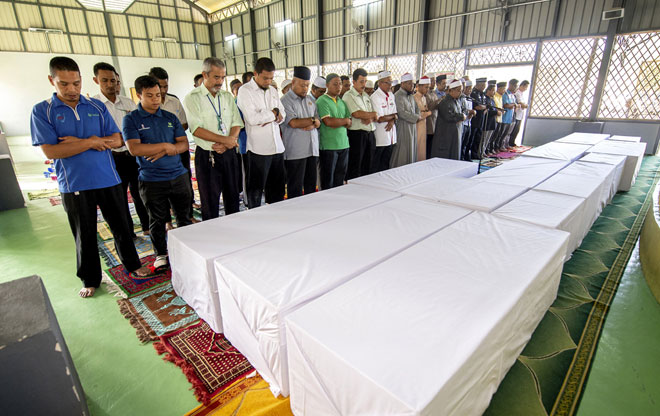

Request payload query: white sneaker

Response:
[154,255,169,270]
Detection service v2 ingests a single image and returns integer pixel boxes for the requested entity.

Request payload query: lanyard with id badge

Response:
[207,94,228,165]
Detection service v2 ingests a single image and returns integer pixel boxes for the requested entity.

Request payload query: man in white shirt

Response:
[510,80,530,147]
[92,62,149,237]
[236,57,287,208]
[370,71,398,172]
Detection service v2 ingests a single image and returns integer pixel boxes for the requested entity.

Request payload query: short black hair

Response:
[93,62,115,76]
[520,80,530,87]
[509,78,519,85]
[255,58,275,74]
[149,67,169,80]
[230,79,242,89]
[486,84,495,92]
[134,75,160,94]
[194,73,203,83]
[352,68,367,81]
[50,56,80,77]
[340,75,349,82]
[242,72,254,84]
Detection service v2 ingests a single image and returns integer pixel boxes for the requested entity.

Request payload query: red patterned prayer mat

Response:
[118,282,199,342]
[102,254,170,298]
[154,320,254,405]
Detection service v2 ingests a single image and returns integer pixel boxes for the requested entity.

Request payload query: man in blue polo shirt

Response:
[123,75,192,270]
[30,56,151,298]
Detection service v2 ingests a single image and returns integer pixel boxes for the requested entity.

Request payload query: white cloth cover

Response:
[474,156,570,188]
[535,172,606,230]
[556,132,609,145]
[607,135,641,143]
[349,158,478,191]
[285,212,569,416]
[587,141,647,191]
[579,153,626,194]
[492,189,588,257]
[522,142,592,161]
[168,184,399,332]
[214,197,472,397]
[401,176,527,212]
[561,160,618,206]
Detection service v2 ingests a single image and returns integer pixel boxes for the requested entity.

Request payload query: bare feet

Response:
[79,287,96,298]
[166,222,173,231]
[132,266,152,277]
[191,217,200,224]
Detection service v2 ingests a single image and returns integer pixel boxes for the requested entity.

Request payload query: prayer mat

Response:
[102,254,170,298]
[184,374,292,416]
[118,282,199,342]
[512,145,532,153]
[154,320,254,405]
[27,189,60,200]
[494,151,519,159]
[97,215,143,242]
[98,235,154,268]
[485,156,660,416]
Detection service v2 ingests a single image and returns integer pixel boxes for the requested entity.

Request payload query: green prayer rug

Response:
[485,156,660,416]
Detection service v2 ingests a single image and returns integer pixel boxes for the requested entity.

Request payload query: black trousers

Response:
[509,119,522,147]
[426,135,434,161]
[488,123,503,153]
[346,130,376,179]
[469,126,483,160]
[461,125,473,161]
[139,173,192,256]
[246,151,286,208]
[496,123,512,151]
[162,149,195,223]
[194,148,240,220]
[372,145,393,172]
[61,184,142,288]
[319,148,349,190]
[112,150,149,232]
[285,156,318,199]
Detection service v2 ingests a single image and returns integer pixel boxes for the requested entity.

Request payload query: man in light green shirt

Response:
[183,57,243,220]
[343,68,378,179]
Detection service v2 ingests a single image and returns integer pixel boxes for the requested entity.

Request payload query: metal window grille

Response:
[530,37,605,119]
[386,54,418,81]
[322,62,350,76]
[350,58,386,75]
[598,31,660,120]
[423,50,466,79]
[468,43,537,66]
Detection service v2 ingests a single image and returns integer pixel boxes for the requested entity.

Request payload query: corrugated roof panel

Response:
[197,43,211,57]
[128,16,146,38]
[231,15,242,34]
[175,0,188,7]
[268,2,284,26]
[161,0,174,6]
[256,30,269,51]
[242,13,251,33]
[271,50,285,68]
[192,7,207,23]
[302,0,317,17]
[287,44,302,66]
[303,41,318,65]
[162,20,178,38]
[127,2,159,17]
[115,37,132,55]
[368,0,393,29]
[146,18,162,38]
[15,4,43,28]
[22,31,49,52]
[0,30,24,51]
[287,21,301,44]
[177,7,193,22]
[70,34,92,54]
[195,23,209,42]
[254,7,268,30]
[235,56,247,74]
[166,42,181,58]
[243,33,252,53]
[161,5,177,20]
[369,29,391,56]
[0,4,19,28]
[92,35,111,54]
[64,9,87,34]
[86,11,107,35]
[181,42,196,59]
[150,40,165,57]
[285,0,301,21]
[221,20,231,39]
[397,0,421,24]
[179,21,194,42]
[109,14,129,37]
[395,25,419,55]
[47,33,70,53]
[323,0,342,12]
[231,36,244,54]
[41,6,66,31]
[132,39,150,56]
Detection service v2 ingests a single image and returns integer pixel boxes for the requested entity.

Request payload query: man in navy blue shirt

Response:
[30,56,151,298]
[123,75,192,270]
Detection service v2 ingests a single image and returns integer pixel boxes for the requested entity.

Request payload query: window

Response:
[468,43,536,66]
[386,54,418,81]
[423,50,466,78]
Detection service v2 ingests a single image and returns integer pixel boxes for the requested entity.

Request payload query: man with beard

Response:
[391,73,420,168]
[432,80,466,160]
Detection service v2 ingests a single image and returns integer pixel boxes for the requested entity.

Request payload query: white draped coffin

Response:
[348,158,478,191]
[474,156,570,188]
[168,184,399,332]
[285,212,569,416]
[521,142,592,161]
[556,132,609,145]
[607,135,641,143]
[587,141,647,191]
[579,153,626,195]
[560,160,618,206]
[214,197,472,396]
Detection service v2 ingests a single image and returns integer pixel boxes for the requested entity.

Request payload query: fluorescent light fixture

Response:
[28,27,63,34]
[225,34,238,41]
[274,19,292,28]
[353,0,379,6]
[152,37,177,43]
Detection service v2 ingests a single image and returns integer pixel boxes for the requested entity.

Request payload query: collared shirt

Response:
[370,88,398,147]
[494,93,503,123]
[236,79,286,155]
[514,89,527,120]
[93,93,136,152]
[280,89,319,160]
[462,95,472,127]
[30,93,121,193]
[123,104,187,182]
[161,94,188,126]
[316,94,350,150]
[342,86,376,132]
[502,90,515,124]
[183,83,244,151]
[435,89,446,100]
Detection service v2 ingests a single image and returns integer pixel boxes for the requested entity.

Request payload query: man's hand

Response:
[146,150,167,162]
[58,136,80,143]
[212,143,228,154]
[497,110,502,116]
[345,118,352,128]
[303,125,315,131]
[163,143,178,156]
[87,135,113,151]
[385,120,395,132]
[314,118,321,129]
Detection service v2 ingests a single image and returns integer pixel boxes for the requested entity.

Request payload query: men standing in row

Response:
[343,68,377,179]
[460,80,476,161]
[413,76,432,161]
[123,76,192,271]
[510,79,529,147]
[317,73,351,189]
[280,66,320,199]
[468,77,488,160]
[391,73,420,168]
[487,81,506,156]
[184,57,242,219]
[237,57,287,208]
[31,56,151,297]
[432,80,465,160]
[92,62,149,237]
[481,81,500,158]
[498,79,517,152]
[424,74,440,159]
[370,71,397,173]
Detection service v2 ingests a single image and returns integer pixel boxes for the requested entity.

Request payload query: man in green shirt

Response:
[316,73,352,190]
[343,68,378,179]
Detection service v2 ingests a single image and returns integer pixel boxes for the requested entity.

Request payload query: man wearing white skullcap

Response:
[281,79,292,95]
[431,79,465,160]
[413,76,433,160]
[391,73,421,168]
[365,80,375,96]
[392,79,400,93]
[369,70,397,172]
[460,79,476,160]
[310,76,326,101]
